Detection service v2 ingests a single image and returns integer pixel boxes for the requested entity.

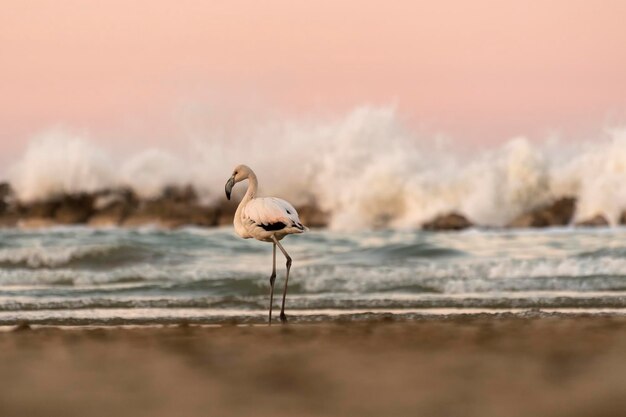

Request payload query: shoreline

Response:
[1,316,625,417]
[2,309,626,328]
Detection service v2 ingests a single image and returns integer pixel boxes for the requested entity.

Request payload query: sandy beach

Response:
[3,3,626,417]
[1,316,624,417]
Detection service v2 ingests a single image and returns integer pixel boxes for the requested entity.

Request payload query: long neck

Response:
[235,172,258,217]
[233,173,258,235]
[241,172,258,203]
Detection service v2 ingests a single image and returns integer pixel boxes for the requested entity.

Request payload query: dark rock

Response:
[122,186,218,228]
[422,212,473,231]
[123,203,218,228]
[0,183,18,226]
[160,184,197,204]
[0,182,12,199]
[576,214,609,227]
[15,197,59,228]
[296,203,330,228]
[54,193,95,224]
[93,188,138,210]
[0,183,222,229]
[216,199,238,226]
[88,188,139,227]
[19,199,60,219]
[15,192,95,226]
[0,182,14,213]
[0,213,18,227]
[0,183,323,230]
[508,197,576,228]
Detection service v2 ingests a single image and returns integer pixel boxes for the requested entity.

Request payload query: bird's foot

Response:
[279,312,288,323]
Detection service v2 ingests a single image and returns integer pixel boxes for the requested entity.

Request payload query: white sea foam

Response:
[5,107,626,229]
[7,131,116,201]
[1,227,625,320]
[297,256,626,294]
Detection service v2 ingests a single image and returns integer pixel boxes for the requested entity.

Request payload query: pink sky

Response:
[2,0,626,158]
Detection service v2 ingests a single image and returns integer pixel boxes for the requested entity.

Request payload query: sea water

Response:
[1,226,625,325]
[3,107,626,324]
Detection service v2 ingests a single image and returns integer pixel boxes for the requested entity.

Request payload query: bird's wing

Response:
[244,197,304,230]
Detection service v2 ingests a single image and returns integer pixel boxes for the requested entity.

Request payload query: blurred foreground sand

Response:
[1,316,625,417]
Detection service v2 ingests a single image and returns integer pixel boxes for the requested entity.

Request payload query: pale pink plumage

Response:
[244,197,306,230]
[225,164,306,324]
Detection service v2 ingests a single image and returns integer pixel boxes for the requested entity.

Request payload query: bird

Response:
[225,164,308,324]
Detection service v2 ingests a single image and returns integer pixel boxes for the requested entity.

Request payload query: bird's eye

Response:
[234,171,238,176]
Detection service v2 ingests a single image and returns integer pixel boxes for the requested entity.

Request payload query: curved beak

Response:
[225,176,235,200]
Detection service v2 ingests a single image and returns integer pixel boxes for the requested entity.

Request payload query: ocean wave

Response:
[0,244,159,269]
[576,247,626,258]
[4,107,626,230]
[1,248,625,295]
[296,255,626,294]
[0,269,270,295]
[0,296,265,312]
[335,242,466,265]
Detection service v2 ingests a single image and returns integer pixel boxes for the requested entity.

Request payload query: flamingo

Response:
[225,164,308,324]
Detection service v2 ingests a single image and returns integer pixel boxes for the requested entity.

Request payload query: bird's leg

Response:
[268,242,277,325]
[272,236,292,323]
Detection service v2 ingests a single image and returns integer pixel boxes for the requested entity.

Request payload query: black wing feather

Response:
[260,222,287,231]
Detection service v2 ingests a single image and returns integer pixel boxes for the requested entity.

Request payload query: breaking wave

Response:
[0,227,625,323]
[0,244,160,269]
[4,106,626,230]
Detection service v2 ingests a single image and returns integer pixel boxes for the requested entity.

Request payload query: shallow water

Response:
[0,226,625,324]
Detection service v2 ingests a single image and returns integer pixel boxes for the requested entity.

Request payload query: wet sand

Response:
[1,316,625,417]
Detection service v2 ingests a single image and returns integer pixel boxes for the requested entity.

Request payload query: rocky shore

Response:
[424,197,623,230]
[0,182,624,230]
[0,182,328,230]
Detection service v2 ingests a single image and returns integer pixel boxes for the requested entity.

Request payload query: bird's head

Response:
[225,164,252,200]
